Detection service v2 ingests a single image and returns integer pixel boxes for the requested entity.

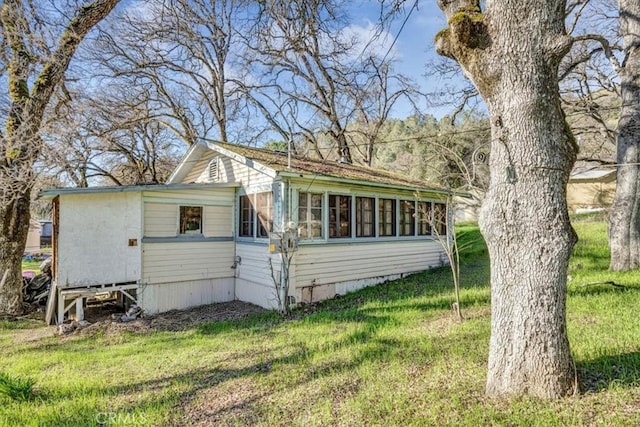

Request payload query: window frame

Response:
[399,199,416,237]
[298,191,324,239]
[179,205,203,235]
[356,196,375,238]
[328,194,352,239]
[378,198,396,237]
[238,192,274,239]
[256,192,273,238]
[417,201,433,236]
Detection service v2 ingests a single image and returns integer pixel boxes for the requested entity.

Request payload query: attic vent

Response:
[208,157,219,181]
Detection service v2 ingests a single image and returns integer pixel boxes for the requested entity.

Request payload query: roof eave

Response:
[38,182,240,200]
[277,171,463,197]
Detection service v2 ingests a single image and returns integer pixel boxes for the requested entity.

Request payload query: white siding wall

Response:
[204,205,233,237]
[139,186,236,313]
[234,243,281,309]
[143,203,232,238]
[139,278,234,314]
[144,203,177,237]
[142,241,235,283]
[292,240,445,303]
[57,192,142,288]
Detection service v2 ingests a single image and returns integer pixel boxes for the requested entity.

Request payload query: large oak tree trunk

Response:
[609,0,640,271]
[436,0,577,397]
[0,192,31,315]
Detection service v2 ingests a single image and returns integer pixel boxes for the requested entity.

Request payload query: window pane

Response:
[239,195,254,237]
[180,206,202,235]
[257,192,273,238]
[418,202,432,236]
[379,198,395,237]
[329,195,351,238]
[399,200,415,236]
[299,192,323,239]
[356,197,375,237]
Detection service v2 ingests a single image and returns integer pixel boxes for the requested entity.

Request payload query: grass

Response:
[0,372,36,402]
[21,260,41,273]
[2,219,639,426]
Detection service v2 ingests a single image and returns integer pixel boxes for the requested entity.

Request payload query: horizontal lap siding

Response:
[143,189,234,238]
[143,188,234,205]
[144,203,177,237]
[234,243,281,308]
[139,278,235,314]
[236,243,278,285]
[183,151,215,183]
[204,205,233,237]
[182,151,274,190]
[293,240,444,288]
[142,241,235,284]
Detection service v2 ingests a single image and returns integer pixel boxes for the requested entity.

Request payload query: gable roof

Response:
[170,139,451,194]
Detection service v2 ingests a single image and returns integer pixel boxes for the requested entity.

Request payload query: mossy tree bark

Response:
[436,0,578,397]
[0,0,119,316]
[609,0,640,271]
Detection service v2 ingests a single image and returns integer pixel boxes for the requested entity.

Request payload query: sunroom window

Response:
[298,192,323,239]
[356,197,375,237]
[239,192,273,238]
[417,201,432,236]
[379,198,396,237]
[329,195,351,238]
[239,195,254,237]
[257,192,273,238]
[399,200,416,236]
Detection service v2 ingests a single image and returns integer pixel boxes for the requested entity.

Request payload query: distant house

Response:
[40,140,453,323]
[567,168,616,213]
[25,219,52,254]
[25,219,42,254]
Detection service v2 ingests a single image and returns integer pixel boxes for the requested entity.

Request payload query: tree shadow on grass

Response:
[577,351,640,392]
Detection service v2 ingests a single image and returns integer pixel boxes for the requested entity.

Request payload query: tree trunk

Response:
[0,191,31,315]
[436,0,577,397]
[609,0,640,271]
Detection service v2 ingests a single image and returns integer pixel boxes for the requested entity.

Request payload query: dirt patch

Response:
[70,300,267,337]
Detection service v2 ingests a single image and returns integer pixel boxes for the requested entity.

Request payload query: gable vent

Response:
[208,157,219,181]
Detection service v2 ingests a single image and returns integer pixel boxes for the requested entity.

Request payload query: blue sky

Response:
[348,1,461,118]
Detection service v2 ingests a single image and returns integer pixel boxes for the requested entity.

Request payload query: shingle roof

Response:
[212,141,448,192]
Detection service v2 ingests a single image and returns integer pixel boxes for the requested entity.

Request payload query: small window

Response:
[299,192,323,239]
[208,157,219,181]
[418,201,432,236]
[239,195,254,237]
[257,192,273,238]
[433,203,447,236]
[329,195,351,238]
[379,198,396,237]
[356,197,375,237]
[180,206,202,235]
[399,200,415,236]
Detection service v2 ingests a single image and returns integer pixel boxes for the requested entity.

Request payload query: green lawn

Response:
[2,220,640,426]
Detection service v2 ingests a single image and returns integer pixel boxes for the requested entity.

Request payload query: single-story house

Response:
[40,140,454,324]
[567,167,616,213]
